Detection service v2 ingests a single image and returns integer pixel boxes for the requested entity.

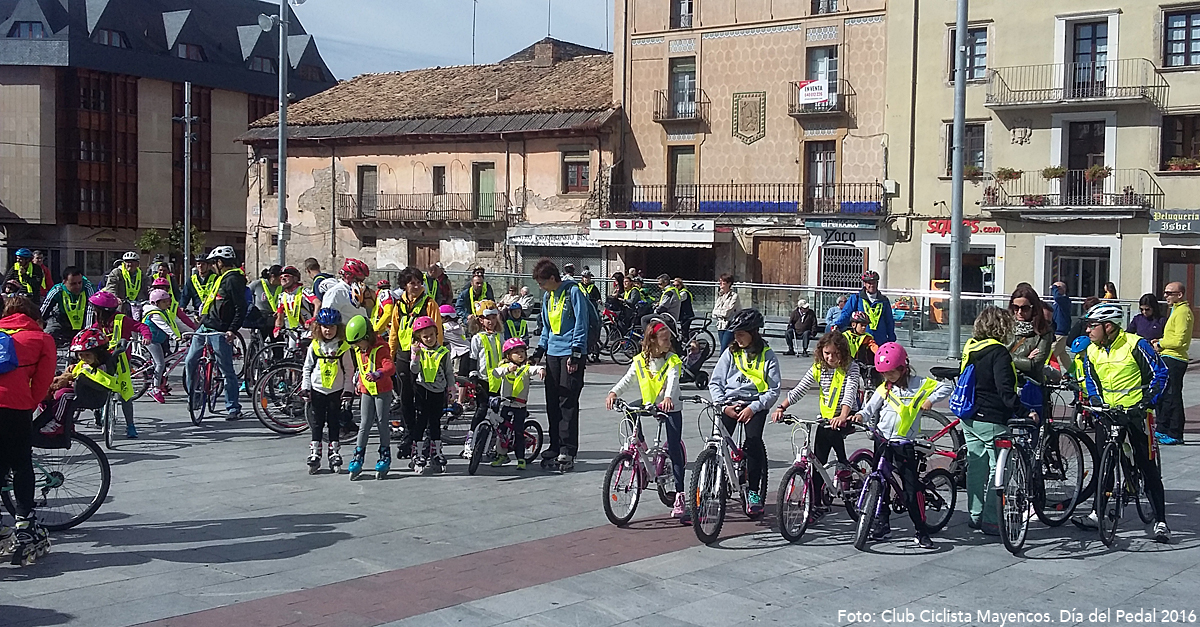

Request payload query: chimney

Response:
[532,40,555,67]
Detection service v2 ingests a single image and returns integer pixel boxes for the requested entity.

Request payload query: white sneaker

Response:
[1153,522,1171,544]
[1072,510,1099,530]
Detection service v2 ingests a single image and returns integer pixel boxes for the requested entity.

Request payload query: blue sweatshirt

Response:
[1051,285,1071,336]
[833,289,897,345]
[538,279,591,358]
[707,346,782,415]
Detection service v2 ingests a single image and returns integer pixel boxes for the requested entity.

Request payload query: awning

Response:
[507,224,598,248]
[1021,213,1136,222]
[617,241,712,248]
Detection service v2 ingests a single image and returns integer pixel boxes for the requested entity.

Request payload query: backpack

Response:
[948,363,978,419]
[0,328,21,374]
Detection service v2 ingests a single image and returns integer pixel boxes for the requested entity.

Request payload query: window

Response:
[562,152,590,193]
[949,27,988,81]
[432,166,446,195]
[669,57,697,117]
[248,94,276,124]
[807,46,839,105]
[361,236,377,248]
[7,22,45,38]
[671,0,694,29]
[298,64,325,82]
[267,159,279,195]
[249,56,277,74]
[271,234,279,246]
[174,43,206,61]
[1162,115,1200,169]
[92,29,129,48]
[812,0,837,14]
[477,239,496,252]
[945,123,986,175]
[1165,11,1200,68]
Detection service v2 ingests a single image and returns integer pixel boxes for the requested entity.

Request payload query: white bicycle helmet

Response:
[1083,302,1124,324]
[122,251,140,262]
[206,245,236,261]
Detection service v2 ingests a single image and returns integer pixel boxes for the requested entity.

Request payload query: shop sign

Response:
[1149,210,1200,234]
[507,234,598,248]
[804,218,877,231]
[591,219,713,232]
[926,219,1002,237]
[589,219,716,243]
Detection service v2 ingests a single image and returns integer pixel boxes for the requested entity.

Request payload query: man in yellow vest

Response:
[185,246,248,420]
[5,249,44,298]
[39,266,95,347]
[102,252,148,310]
[1153,281,1193,446]
[831,270,896,344]
[273,266,312,334]
[182,258,217,313]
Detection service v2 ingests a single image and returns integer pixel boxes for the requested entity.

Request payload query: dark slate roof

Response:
[0,0,336,98]
[500,36,609,63]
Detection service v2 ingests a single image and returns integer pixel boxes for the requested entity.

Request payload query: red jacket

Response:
[0,313,57,410]
[355,339,396,395]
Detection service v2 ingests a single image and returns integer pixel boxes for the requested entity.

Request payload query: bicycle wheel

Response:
[1074,428,1099,503]
[610,338,637,366]
[1096,444,1122,548]
[1130,463,1155,525]
[844,450,874,520]
[998,448,1031,555]
[853,477,881,551]
[207,374,224,415]
[252,365,309,435]
[602,452,642,526]
[246,343,287,387]
[1034,427,1085,527]
[128,355,154,402]
[777,464,813,543]
[467,423,491,476]
[440,407,471,446]
[521,419,544,462]
[1,433,111,531]
[689,447,727,545]
[103,395,117,450]
[230,332,248,378]
[922,468,958,533]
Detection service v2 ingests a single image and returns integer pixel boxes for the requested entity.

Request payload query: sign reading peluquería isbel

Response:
[1149,210,1200,234]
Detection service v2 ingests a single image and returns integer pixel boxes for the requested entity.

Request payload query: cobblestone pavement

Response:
[3,355,1198,627]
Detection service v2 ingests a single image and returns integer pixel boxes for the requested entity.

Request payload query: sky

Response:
[290,0,614,80]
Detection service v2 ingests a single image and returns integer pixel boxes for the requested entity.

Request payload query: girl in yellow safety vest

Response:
[606,317,689,523]
[142,288,194,404]
[851,342,952,549]
[488,337,545,470]
[467,302,504,457]
[410,315,453,474]
[300,308,354,475]
[772,332,862,520]
[345,315,396,480]
[88,291,151,439]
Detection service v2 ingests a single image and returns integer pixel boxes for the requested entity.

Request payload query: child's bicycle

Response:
[852,423,957,551]
[685,395,768,545]
[466,397,545,475]
[774,414,873,543]
[602,398,687,526]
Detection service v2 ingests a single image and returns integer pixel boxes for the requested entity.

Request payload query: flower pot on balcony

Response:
[1022,195,1048,207]
[983,186,999,205]
[994,168,1023,183]
[1041,166,1067,180]
[964,165,983,179]
[1167,157,1200,171]
[1084,165,1113,182]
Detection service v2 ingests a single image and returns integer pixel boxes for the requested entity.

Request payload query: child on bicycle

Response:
[88,291,151,438]
[843,311,879,387]
[301,308,353,474]
[345,315,395,480]
[491,338,545,470]
[851,342,952,549]
[772,332,861,518]
[142,288,191,403]
[606,316,688,523]
[467,303,503,456]
[440,304,471,408]
[48,328,122,422]
[708,308,781,516]
[410,315,452,474]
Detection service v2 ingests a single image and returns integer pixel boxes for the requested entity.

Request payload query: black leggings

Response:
[874,440,927,535]
[719,410,768,495]
[0,408,34,520]
[499,405,529,457]
[471,380,492,432]
[396,357,417,443]
[307,390,341,444]
[812,424,851,497]
[414,386,443,444]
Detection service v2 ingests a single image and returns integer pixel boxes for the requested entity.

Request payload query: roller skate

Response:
[429,440,447,474]
[407,441,420,470]
[9,517,50,566]
[307,441,321,474]
[556,451,575,474]
[0,523,14,560]
[348,447,365,481]
[539,451,558,470]
[328,441,343,474]
[375,448,391,479]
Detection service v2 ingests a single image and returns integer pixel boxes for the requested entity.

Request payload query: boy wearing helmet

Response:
[852,341,952,549]
[410,315,452,474]
[388,266,443,459]
[504,302,530,344]
[185,245,247,420]
[5,249,44,299]
[843,310,880,385]
[832,270,896,345]
[273,266,312,335]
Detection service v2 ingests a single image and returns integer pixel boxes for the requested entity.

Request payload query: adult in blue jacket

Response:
[832,270,896,344]
[530,258,591,472]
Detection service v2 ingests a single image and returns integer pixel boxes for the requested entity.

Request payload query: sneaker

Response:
[967,518,981,530]
[870,521,892,541]
[914,534,936,549]
[490,453,510,467]
[225,411,244,421]
[0,524,14,559]
[747,490,764,516]
[414,456,428,474]
[516,459,527,471]
[125,424,139,439]
[1154,522,1171,544]
[1155,433,1182,446]
[672,492,687,520]
[556,453,574,473]
[1072,511,1099,530]
[807,506,828,526]
[149,388,165,404]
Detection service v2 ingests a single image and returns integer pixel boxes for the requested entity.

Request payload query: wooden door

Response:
[409,242,440,269]
[754,238,806,285]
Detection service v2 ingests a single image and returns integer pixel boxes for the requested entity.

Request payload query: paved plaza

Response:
[3,355,1199,627]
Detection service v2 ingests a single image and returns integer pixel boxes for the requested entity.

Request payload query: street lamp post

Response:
[259,0,306,268]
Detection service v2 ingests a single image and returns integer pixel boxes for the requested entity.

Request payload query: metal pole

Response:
[948,0,969,357]
[472,0,477,65]
[183,81,193,273]
[276,0,289,267]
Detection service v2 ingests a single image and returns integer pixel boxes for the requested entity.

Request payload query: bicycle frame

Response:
[858,427,927,517]
[782,417,869,503]
[615,401,676,490]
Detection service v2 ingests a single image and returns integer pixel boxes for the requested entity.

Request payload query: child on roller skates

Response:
[606,316,689,523]
[345,315,395,480]
[490,338,545,470]
[410,315,452,474]
[301,308,354,474]
[465,303,503,459]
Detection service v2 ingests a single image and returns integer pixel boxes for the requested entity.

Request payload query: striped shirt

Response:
[785,360,861,409]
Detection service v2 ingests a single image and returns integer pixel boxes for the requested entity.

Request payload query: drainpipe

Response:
[330,144,337,267]
[620,0,629,185]
[906,0,920,213]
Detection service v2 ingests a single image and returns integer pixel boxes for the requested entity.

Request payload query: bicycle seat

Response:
[1007,417,1039,430]
[1042,366,1063,385]
[929,366,960,381]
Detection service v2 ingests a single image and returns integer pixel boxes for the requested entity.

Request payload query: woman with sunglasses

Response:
[1008,285,1054,395]
[1127,293,1166,342]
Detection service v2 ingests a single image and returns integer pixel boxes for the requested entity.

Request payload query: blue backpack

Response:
[0,329,22,374]
[948,338,1005,419]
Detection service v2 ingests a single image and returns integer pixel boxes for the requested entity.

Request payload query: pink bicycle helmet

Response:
[439,304,457,317]
[89,291,120,310]
[874,342,908,373]
[502,337,527,354]
[850,311,870,325]
[412,316,436,333]
[152,277,170,287]
[149,289,171,303]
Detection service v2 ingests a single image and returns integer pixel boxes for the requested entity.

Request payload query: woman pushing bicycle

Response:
[708,308,781,516]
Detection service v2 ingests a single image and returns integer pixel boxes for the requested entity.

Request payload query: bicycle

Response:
[1045,371,1100,502]
[186,331,229,427]
[466,398,545,475]
[2,427,110,531]
[852,423,957,551]
[244,328,309,387]
[129,341,192,403]
[686,395,768,545]
[1090,403,1160,548]
[608,325,644,366]
[251,361,310,434]
[602,399,687,526]
[680,314,717,355]
[774,414,873,543]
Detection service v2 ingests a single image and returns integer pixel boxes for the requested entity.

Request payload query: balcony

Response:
[609,183,885,216]
[336,192,509,225]
[670,12,693,29]
[985,58,1168,110]
[789,79,853,118]
[653,89,710,124]
[981,168,1164,215]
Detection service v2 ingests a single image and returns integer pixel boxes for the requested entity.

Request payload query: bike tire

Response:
[922,468,958,533]
[998,448,1031,555]
[844,450,874,520]
[128,355,153,402]
[602,452,642,526]
[467,423,491,476]
[1,432,111,531]
[777,464,813,543]
[1132,465,1155,525]
[440,408,471,446]
[1034,427,1085,527]
[853,478,881,551]
[207,376,223,415]
[103,396,117,450]
[689,447,727,545]
[246,343,287,388]
[252,365,310,435]
[231,332,248,379]
[1075,427,1099,503]
[610,338,637,366]
[1096,444,1122,548]
[521,419,544,462]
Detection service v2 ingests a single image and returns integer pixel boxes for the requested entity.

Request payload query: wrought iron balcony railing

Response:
[985,58,1168,109]
[980,168,1164,212]
[609,182,885,216]
[789,79,852,117]
[653,89,710,124]
[336,192,508,222]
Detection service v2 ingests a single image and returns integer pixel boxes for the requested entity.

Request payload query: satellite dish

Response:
[258,14,275,32]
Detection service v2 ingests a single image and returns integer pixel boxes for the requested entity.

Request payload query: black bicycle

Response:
[1090,404,1160,547]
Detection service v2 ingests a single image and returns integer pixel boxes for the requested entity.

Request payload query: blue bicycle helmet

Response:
[14,248,32,259]
[316,308,342,326]
[1069,335,1091,354]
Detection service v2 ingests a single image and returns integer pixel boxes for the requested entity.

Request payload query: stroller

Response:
[678,326,714,389]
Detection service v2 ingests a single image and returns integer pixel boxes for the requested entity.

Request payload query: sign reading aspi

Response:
[589,219,716,243]
[1150,210,1200,234]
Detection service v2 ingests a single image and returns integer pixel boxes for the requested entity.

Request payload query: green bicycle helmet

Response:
[345,315,370,343]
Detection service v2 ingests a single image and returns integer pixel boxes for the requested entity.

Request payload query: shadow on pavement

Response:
[0,605,74,627]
